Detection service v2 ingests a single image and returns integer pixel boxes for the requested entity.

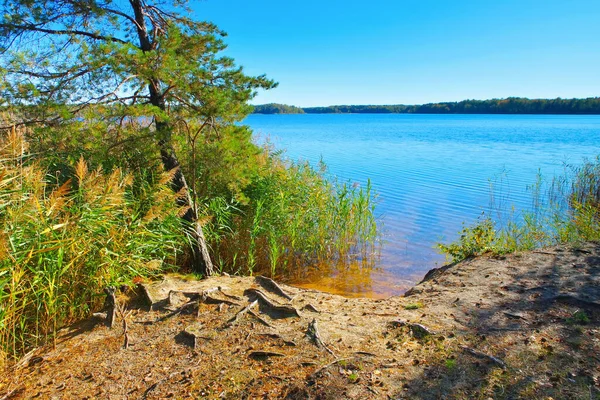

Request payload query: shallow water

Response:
[246,114,600,297]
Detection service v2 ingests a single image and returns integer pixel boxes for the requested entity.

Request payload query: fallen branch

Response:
[366,386,380,396]
[0,387,24,400]
[255,276,293,300]
[117,303,132,349]
[460,345,506,369]
[306,318,336,356]
[354,351,377,357]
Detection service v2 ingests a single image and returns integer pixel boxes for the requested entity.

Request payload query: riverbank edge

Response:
[1,242,599,399]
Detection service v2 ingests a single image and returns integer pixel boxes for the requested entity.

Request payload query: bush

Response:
[437,216,498,263]
[0,129,185,362]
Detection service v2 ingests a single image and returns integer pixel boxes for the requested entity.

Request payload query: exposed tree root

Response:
[104,287,117,328]
[547,294,600,310]
[388,319,436,338]
[247,310,275,328]
[226,300,259,327]
[248,351,286,360]
[302,304,321,313]
[460,345,507,369]
[306,318,336,356]
[257,332,297,346]
[255,276,294,300]
[217,287,242,301]
[310,358,352,378]
[244,288,301,319]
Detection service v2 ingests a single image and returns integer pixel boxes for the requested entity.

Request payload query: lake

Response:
[245,114,600,297]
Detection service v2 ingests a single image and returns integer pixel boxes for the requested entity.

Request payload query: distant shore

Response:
[252,97,600,115]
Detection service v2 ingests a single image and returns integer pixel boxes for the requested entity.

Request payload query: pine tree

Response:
[0,0,276,275]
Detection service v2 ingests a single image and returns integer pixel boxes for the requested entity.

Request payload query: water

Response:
[246,114,600,297]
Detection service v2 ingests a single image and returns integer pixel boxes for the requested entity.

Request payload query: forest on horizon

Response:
[252,97,600,115]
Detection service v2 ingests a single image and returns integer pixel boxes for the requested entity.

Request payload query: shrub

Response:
[437,216,498,263]
[0,129,185,362]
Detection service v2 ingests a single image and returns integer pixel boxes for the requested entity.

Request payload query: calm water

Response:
[246,114,600,297]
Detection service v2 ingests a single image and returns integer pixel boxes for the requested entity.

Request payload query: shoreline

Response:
[2,243,599,399]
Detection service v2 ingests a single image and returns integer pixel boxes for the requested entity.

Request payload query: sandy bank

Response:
[1,243,599,399]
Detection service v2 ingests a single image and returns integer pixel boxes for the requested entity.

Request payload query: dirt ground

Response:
[1,242,599,399]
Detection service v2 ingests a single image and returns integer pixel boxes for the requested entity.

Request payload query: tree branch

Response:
[1,23,128,44]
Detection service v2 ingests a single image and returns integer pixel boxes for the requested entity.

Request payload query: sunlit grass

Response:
[438,156,600,262]
[201,156,379,279]
[0,128,185,363]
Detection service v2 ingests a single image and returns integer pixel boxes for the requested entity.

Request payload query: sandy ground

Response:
[1,242,599,399]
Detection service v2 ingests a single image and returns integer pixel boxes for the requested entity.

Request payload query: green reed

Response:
[201,155,379,278]
[0,129,185,363]
[438,156,600,263]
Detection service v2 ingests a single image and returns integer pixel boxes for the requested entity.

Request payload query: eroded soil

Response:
[1,243,599,399]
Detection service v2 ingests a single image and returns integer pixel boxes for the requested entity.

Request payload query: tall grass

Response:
[0,129,185,363]
[438,157,600,262]
[174,122,379,279]
[201,156,379,278]
[0,117,381,362]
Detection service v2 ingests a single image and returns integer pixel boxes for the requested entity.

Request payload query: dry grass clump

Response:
[0,128,185,363]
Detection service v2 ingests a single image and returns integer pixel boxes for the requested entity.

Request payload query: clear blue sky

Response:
[192,0,600,107]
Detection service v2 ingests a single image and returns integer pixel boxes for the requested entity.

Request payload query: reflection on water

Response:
[247,114,600,297]
[288,265,418,299]
[279,252,433,299]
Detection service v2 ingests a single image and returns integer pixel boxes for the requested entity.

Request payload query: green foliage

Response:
[0,0,381,362]
[347,372,359,383]
[252,103,305,114]
[566,310,590,325]
[438,157,600,263]
[0,0,276,275]
[445,358,457,370]
[0,1,275,121]
[199,152,378,277]
[0,130,185,362]
[437,216,498,263]
[404,302,423,310]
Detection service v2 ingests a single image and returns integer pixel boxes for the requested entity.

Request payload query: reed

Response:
[0,129,185,363]
[201,155,379,279]
[438,156,600,262]
[0,119,380,362]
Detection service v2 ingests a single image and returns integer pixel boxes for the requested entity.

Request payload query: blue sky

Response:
[193,0,600,107]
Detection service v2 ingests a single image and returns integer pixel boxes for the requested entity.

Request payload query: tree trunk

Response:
[129,0,213,276]
[156,122,214,276]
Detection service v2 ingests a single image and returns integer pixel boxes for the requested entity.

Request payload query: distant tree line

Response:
[252,103,305,114]
[252,97,600,114]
